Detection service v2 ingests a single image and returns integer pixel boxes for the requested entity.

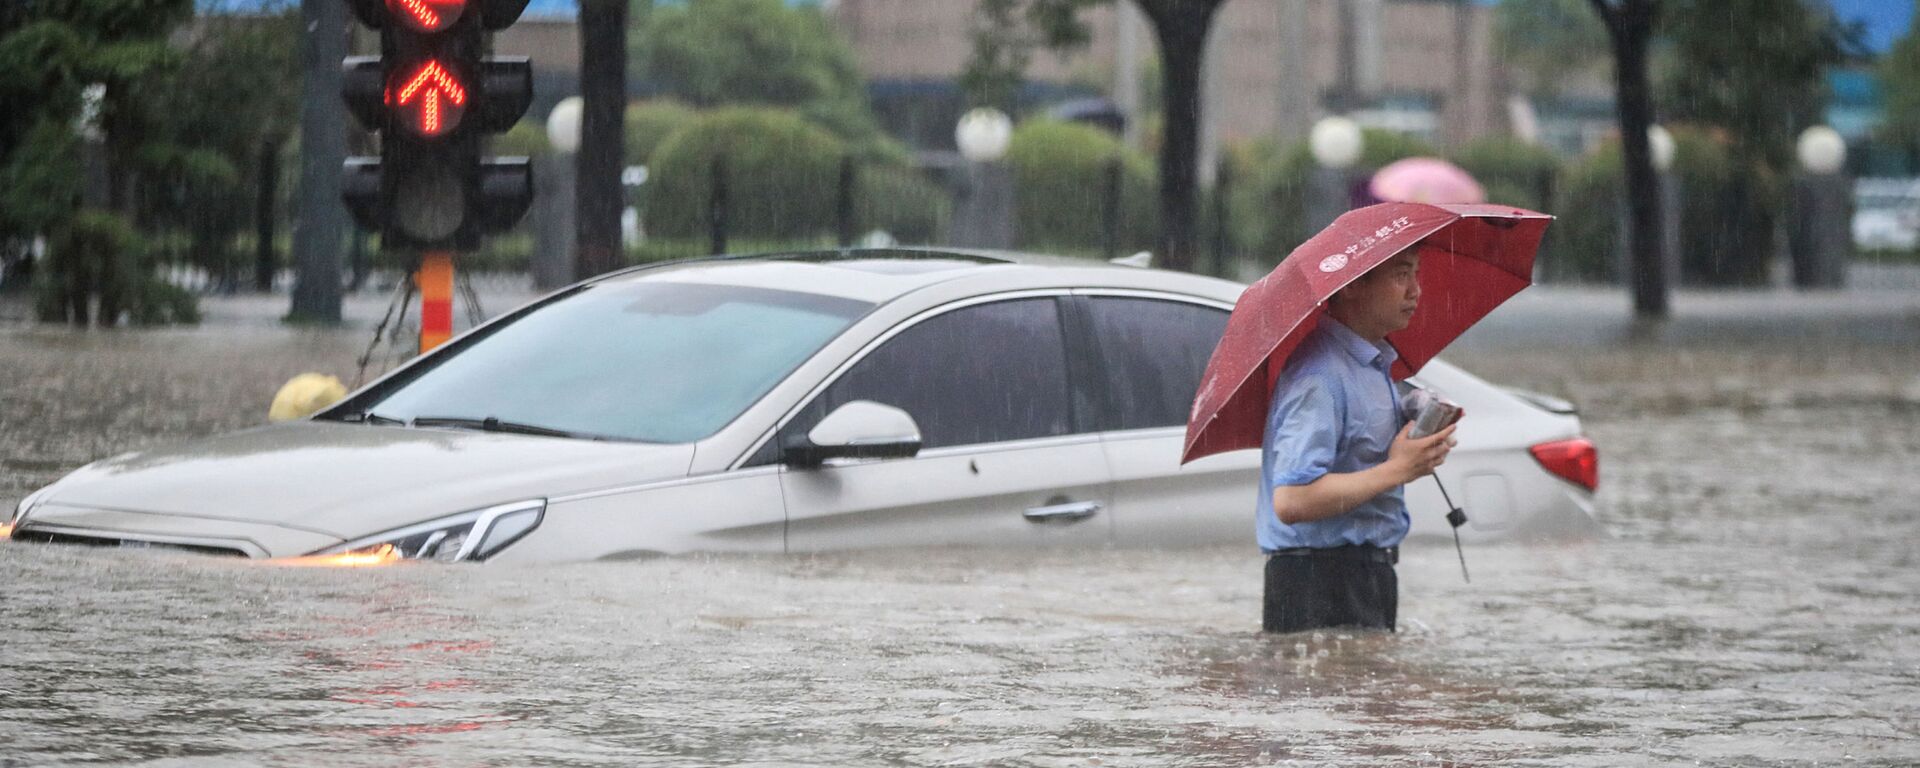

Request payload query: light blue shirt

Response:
[1257,316,1409,552]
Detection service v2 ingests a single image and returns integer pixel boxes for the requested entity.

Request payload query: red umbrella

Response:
[1182,202,1551,465]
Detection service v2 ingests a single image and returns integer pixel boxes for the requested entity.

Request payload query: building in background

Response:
[833,0,1508,162]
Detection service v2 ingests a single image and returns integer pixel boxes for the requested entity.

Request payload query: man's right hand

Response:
[1387,422,1457,483]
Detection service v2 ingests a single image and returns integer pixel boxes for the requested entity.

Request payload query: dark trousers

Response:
[1262,546,1398,634]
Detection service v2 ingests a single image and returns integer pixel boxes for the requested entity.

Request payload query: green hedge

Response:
[1670,127,1775,287]
[1545,127,1776,286]
[1005,119,1156,252]
[856,164,949,243]
[1452,137,1559,211]
[1543,144,1622,283]
[1232,128,1438,265]
[34,210,198,326]
[626,100,701,165]
[645,107,846,240]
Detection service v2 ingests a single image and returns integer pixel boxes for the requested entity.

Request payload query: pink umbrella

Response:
[1369,157,1486,205]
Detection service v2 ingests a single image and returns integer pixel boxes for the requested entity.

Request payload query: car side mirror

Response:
[782,401,922,468]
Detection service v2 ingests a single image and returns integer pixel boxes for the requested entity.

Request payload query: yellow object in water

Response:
[269,373,348,422]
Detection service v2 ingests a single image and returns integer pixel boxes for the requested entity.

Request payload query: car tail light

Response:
[1530,437,1598,492]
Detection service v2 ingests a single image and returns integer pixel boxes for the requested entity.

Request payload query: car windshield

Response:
[361,280,873,443]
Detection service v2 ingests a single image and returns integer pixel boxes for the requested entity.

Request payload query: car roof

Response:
[584,247,1241,304]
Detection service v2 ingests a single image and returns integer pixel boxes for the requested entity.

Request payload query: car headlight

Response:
[6,487,51,536]
[308,500,546,563]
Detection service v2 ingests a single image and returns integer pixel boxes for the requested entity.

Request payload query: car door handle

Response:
[1023,500,1102,523]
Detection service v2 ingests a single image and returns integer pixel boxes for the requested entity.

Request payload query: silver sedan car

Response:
[6,249,1599,563]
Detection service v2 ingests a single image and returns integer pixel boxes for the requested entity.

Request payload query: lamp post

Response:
[1648,124,1680,289]
[532,97,581,289]
[1789,125,1850,289]
[1306,116,1363,233]
[951,108,1015,249]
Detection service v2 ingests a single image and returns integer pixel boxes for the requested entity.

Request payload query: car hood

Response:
[41,421,695,540]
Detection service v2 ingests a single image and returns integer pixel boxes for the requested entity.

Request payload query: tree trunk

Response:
[255,136,281,292]
[1596,0,1668,319]
[1140,0,1223,275]
[574,0,628,280]
[289,0,347,323]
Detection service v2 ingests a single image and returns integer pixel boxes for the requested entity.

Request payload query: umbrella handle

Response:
[1431,474,1470,584]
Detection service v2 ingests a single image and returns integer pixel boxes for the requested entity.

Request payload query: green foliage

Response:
[34,210,197,326]
[1452,138,1559,210]
[1231,128,1435,264]
[855,165,951,243]
[0,120,84,237]
[634,0,881,145]
[0,0,191,245]
[1668,126,1778,286]
[494,121,548,157]
[0,0,293,291]
[1543,143,1622,283]
[1231,141,1313,265]
[1657,0,1848,284]
[1356,128,1436,169]
[645,107,847,240]
[1004,119,1156,252]
[959,0,1101,110]
[134,12,299,283]
[1493,0,1609,98]
[625,100,699,165]
[1544,127,1782,286]
[1661,0,1849,174]
[1880,15,1920,151]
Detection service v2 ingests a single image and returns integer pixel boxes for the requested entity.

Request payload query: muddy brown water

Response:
[3,319,1918,766]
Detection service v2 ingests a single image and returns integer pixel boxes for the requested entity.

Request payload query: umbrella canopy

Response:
[1181,202,1551,465]
[1370,157,1486,205]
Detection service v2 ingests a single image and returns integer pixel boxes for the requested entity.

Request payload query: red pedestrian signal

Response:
[387,0,466,32]
[389,59,469,137]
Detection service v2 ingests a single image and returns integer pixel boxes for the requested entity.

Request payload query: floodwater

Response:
[3,307,1919,766]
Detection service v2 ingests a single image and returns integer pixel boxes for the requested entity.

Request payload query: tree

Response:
[577,0,628,278]
[963,0,1228,274]
[0,0,206,326]
[1660,0,1852,286]
[1587,0,1667,319]
[633,0,881,146]
[961,0,1097,112]
[1494,0,1609,100]
[0,0,192,224]
[1135,0,1229,274]
[1880,14,1920,159]
[142,11,302,292]
[289,0,347,322]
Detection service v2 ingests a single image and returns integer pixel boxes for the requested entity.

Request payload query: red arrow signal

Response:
[389,59,469,137]
[386,0,467,32]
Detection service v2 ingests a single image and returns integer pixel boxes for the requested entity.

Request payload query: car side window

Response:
[1086,296,1229,431]
[772,297,1075,457]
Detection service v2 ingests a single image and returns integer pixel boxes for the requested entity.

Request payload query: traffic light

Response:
[341,0,534,250]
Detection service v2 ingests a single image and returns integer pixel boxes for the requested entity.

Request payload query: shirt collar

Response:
[1319,315,1399,370]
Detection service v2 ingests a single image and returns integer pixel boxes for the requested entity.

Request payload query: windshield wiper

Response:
[336,410,406,426]
[409,415,588,439]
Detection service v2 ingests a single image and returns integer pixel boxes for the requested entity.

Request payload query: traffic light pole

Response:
[417,250,455,352]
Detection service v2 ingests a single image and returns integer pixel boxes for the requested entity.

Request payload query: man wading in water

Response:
[1258,249,1457,633]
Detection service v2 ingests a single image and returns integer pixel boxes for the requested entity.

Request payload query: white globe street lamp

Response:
[546,97,584,155]
[1796,125,1846,175]
[955,107,1013,163]
[1309,116,1363,170]
[1648,124,1676,172]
